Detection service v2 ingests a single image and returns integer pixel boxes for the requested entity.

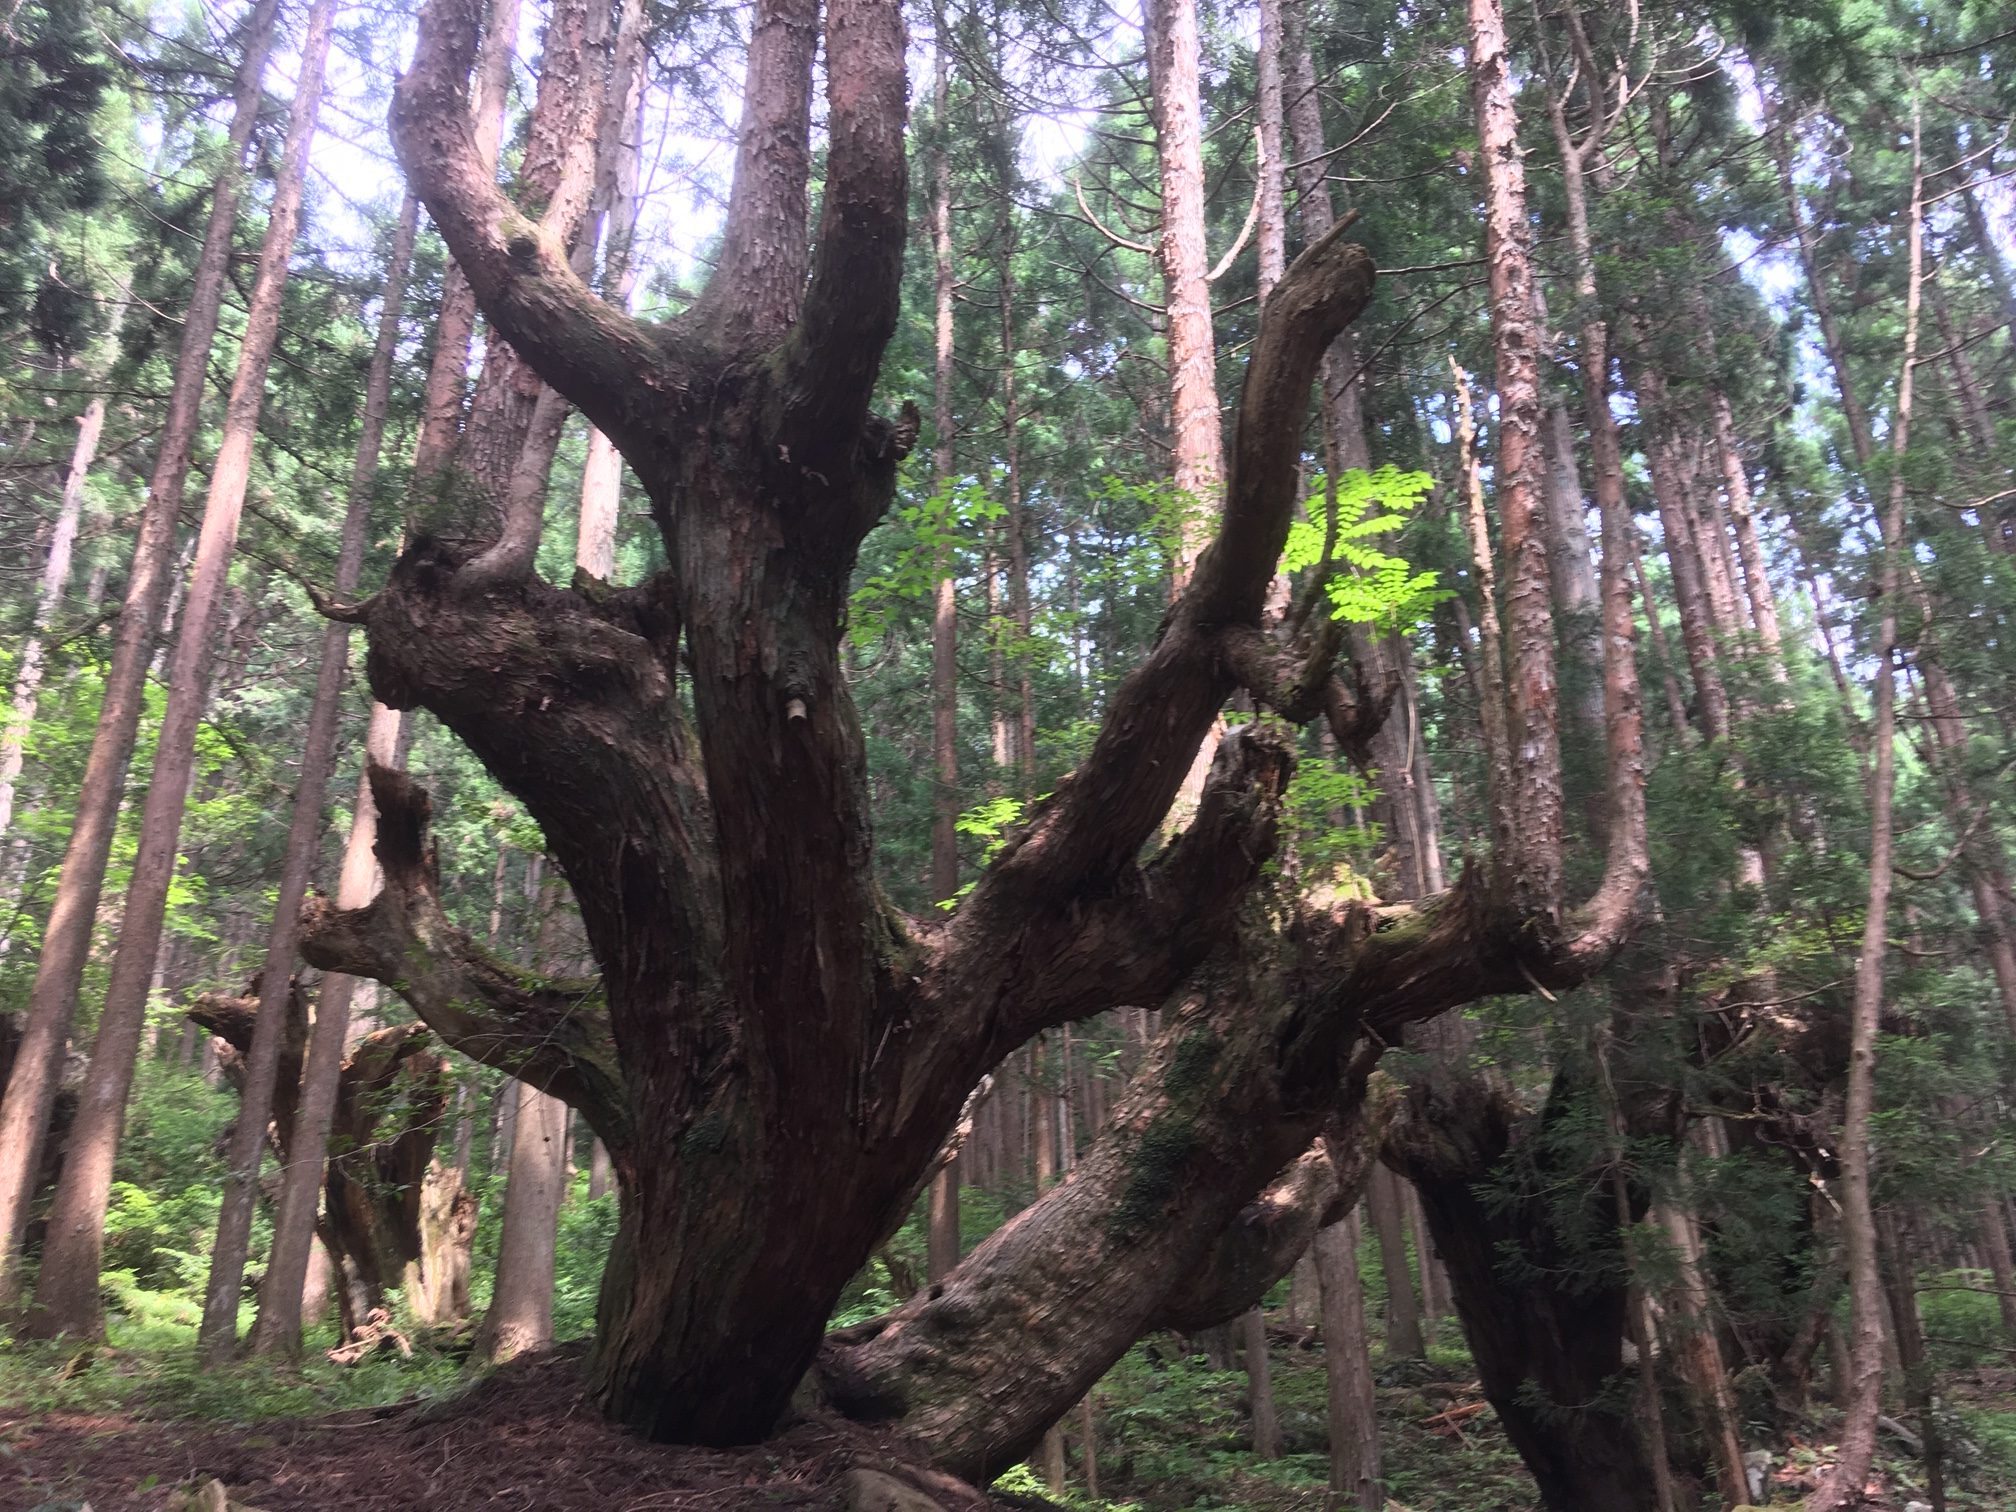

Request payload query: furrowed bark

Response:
[818,921,1391,1482]
[1466,0,1563,921]
[0,0,283,1307]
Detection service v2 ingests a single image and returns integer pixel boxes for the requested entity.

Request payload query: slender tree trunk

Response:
[473,1074,569,1362]
[1878,1210,1946,1512]
[1809,112,1921,1512]
[1640,374,1730,740]
[1255,0,1285,296]
[573,0,646,580]
[0,340,117,847]
[24,0,338,1339]
[924,13,962,1286]
[300,1234,335,1333]
[197,192,419,1362]
[1000,256,1035,790]
[1241,1302,1280,1458]
[1407,1185,1445,1344]
[1365,1163,1423,1359]
[0,0,283,1307]
[1539,398,1605,754]
[1657,1197,1748,1506]
[1977,1196,2016,1342]
[1317,1212,1381,1509]
[1769,99,1878,469]
[1144,0,1223,579]
[249,702,402,1355]
[1709,390,1785,664]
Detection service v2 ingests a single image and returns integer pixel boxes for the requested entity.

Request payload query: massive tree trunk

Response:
[0,0,284,1307]
[304,0,1395,1444]
[25,0,337,1339]
[296,0,1651,1466]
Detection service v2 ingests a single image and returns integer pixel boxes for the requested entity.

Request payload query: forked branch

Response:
[390,0,672,453]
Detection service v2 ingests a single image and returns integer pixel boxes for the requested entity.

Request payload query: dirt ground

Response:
[0,1349,999,1512]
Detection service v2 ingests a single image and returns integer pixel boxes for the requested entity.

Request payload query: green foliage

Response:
[0,0,113,349]
[1279,759,1383,882]
[1280,467,1444,631]
[553,1179,619,1341]
[850,474,1005,645]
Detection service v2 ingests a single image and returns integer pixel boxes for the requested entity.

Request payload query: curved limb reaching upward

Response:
[388,0,684,461]
[299,765,628,1147]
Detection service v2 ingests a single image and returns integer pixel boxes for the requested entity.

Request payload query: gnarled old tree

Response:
[301,0,1648,1475]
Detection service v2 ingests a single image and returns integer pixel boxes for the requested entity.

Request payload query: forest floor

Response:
[3,1314,2015,1511]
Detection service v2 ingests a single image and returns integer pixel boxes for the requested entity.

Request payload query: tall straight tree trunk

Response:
[1808,111,1921,1512]
[473,1073,569,1362]
[1365,1163,1423,1359]
[1539,399,1605,755]
[0,0,284,1306]
[1144,0,1223,580]
[1408,1186,1446,1343]
[924,12,961,1285]
[1465,0,1562,916]
[1240,1303,1280,1458]
[196,194,419,1361]
[1708,390,1785,664]
[1000,250,1035,788]
[1878,1209,1946,1512]
[251,721,401,1357]
[1640,373,1730,740]
[0,303,124,851]
[1317,1211,1381,1509]
[24,0,338,1339]
[1768,93,1877,469]
[251,0,533,1355]
[573,0,646,580]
